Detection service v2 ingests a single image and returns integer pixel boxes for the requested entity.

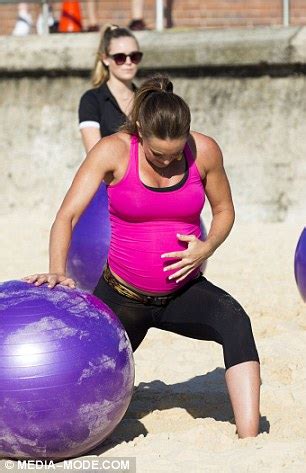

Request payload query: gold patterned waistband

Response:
[102,263,176,306]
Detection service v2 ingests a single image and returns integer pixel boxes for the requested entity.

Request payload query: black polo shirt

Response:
[78,82,136,137]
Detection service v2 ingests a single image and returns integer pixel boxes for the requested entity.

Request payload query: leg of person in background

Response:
[165,0,174,28]
[86,0,99,32]
[12,3,32,36]
[128,0,147,31]
[36,3,57,35]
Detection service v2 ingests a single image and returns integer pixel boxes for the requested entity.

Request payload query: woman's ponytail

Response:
[122,75,191,139]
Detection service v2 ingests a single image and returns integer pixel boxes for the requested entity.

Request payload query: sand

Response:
[0,211,305,472]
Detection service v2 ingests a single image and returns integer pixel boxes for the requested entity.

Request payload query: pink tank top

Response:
[107,134,206,294]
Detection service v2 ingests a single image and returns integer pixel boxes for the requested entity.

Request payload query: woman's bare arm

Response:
[162,131,235,282]
[24,135,126,288]
[80,127,102,153]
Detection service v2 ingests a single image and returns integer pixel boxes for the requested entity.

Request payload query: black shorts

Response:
[93,275,260,370]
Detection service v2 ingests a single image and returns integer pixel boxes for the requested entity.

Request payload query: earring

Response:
[177,153,183,161]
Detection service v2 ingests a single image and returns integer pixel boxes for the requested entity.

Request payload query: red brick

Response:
[0,0,304,37]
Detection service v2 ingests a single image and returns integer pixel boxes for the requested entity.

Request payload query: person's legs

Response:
[165,0,174,28]
[156,276,261,438]
[12,3,32,36]
[131,0,144,20]
[225,360,260,438]
[128,0,147,30]
[85,0,99,31]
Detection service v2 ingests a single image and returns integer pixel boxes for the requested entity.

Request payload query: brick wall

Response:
[0,0,305,36]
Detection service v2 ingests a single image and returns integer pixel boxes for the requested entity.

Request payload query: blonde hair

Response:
[91,24,139,88]
[122,75,191,139]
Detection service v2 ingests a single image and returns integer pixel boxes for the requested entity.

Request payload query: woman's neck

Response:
[107,76,134,99]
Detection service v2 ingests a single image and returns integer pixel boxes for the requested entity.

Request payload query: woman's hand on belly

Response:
[161,233,213,283]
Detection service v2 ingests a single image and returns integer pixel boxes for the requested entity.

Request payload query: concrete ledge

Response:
[1,27,306,223]
[290,27,306,62]
[0,26,305,73]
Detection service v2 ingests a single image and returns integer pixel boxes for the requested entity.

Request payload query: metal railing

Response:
[0,0,291,35]
[283,0,290,27]
[0,0,165,34]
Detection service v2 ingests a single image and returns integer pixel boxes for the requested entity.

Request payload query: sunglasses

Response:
[108,51,143,65]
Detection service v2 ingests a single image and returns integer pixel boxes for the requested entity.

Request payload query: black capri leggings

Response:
[93,275,260,370]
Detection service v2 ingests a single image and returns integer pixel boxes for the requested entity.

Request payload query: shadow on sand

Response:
[89,367,270,455]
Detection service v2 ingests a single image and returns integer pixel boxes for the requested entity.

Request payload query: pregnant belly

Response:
[108,222,202,294]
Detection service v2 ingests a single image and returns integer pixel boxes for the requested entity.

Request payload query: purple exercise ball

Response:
[0,280,134,460]
[294,227,306,302]
[67,183,110,293]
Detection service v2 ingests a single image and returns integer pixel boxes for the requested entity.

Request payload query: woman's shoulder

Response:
[189,131,222,154]
[80,84,108,102]
[94,131,131,154]
[190,131,222,160]
[88,132,131,176]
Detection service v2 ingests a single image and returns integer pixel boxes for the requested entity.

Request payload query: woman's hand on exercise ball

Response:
[22,273,76,289]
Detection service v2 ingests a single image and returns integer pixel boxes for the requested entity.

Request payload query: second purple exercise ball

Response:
[294,227,306,302]
[0,280,134,460]
[67,183,110,293]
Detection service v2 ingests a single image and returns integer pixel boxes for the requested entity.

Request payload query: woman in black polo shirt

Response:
[68,26,142,291]
[79,25,143,152]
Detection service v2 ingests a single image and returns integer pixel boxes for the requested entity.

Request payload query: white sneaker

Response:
[12,12,32,36]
